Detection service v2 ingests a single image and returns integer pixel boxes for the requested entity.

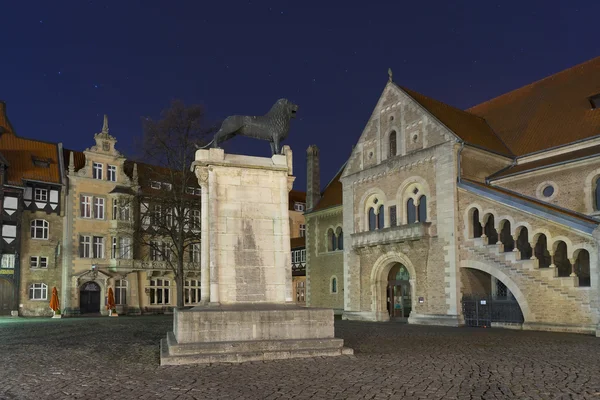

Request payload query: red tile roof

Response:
[468,56,600,156]
[312,167,344,212]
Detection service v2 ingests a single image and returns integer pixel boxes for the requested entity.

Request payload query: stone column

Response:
[207,167,219,304]
[570,257,577,277]
[197,168,210,304]
[549,250,556,268]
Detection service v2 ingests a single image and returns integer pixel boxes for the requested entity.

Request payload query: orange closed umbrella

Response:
[49,287,60,312]
[107,287,116,311]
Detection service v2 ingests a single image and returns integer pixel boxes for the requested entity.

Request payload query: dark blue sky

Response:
[2,1,598,191]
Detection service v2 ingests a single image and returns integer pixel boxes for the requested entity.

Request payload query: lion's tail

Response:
[196,138,215,150]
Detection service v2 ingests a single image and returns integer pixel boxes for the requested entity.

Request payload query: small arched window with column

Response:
[573,249,590,287]
[327,228,336,251]
[335,227,344,250]
[471,208,483,238]
[399,180,430,227]
[364,194,386,231]
[417,195,427,223]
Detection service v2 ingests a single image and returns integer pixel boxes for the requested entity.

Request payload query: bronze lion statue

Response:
[200,98,298,155]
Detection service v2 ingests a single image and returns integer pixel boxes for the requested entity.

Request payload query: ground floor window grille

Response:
[184,279,201,305]
[149,279,170,305]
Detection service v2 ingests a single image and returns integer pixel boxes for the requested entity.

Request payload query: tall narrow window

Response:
[93,236,104,258]
[327,228,336,252]
[111,237,117,258]
[368,207,376,231]
[389,130,397,158]
[80,235,91,258]
[299,224,306,237]
[184,279,201,305]
[472,209,482,238]
[389,205,397,227]
[107,165,117,182]
[112,199,118,220]
[94,197,105,219]
[190,243,200,263]
[336,227,344,250]
[119,237,131,259]
[331,277,338,294]
[191,209,201,230]
[93,162,103,180]
[407,199,416,224]
[377,205,384,229]
[81,195,92,218]
[417,195,427,222]
[115,280,127,305]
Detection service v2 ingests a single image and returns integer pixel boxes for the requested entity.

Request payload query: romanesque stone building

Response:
[306,56,600,334]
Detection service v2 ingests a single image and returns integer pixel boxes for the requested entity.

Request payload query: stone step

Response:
[160,338,353,365]
[165,331,346,356]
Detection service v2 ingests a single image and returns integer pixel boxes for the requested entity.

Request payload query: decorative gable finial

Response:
[68,151,75,174]
[388,68,393,82]
[102,114,109,133]
[132,162,138,185]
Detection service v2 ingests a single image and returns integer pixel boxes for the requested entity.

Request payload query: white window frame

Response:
[34,188,48,201]
[93,236,104,259]
[1,254,15,269]
[30,256,48,269]
[107,165,117,182]
[294,202,305,212]
[115,279,127,305]
[150,180,161,189]
[80,235,92,258]
[299,224,306,237]
[30,219,49,240]
[190,243,200,263]
[300,249,306,262]
[81,195,92,218]
[184,279,201,305]
[29,283,48,300]
[94,197,105,219]
[118,237,131,259]
[149,279,170,305]
[93,162,103,180]
[120,201,130,221]
[191,209,201,231]
[111,237,117,259]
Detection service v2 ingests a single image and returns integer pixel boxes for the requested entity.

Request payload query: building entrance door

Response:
[387,264,412,320]
[79,281,101,314]
[0,278,14,316]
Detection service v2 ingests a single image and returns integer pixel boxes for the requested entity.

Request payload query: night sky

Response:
[2,1,599,191]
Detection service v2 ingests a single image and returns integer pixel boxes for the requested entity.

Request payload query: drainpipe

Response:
[485,157,516,186]
[457,141,465,183]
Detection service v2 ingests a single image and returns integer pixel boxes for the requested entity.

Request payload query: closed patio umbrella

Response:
[106,287,116,315]
[49,287,60,312]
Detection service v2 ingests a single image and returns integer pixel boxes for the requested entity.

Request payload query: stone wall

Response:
[460,147,512,183]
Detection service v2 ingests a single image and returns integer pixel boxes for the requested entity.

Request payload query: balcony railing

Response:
[108,259,200,270]
[351,222,431,249]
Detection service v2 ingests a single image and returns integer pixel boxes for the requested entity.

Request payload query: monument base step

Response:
[160,336,353,365]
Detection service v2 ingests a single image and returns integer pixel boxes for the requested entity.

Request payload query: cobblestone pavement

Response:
[1,316,600,400]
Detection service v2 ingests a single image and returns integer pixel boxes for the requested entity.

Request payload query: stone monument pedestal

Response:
[160,147,351,365]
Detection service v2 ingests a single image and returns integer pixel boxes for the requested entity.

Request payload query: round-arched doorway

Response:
[387,263,412,320]
[80,281,101,314]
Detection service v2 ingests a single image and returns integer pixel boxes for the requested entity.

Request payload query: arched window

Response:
[377,205,384,229]
[499,221,514,252]
[574,250,590,287]
[368,207,376,231]
[554,241,571,277]
[534,234,551,268]
[389,131,397,158]
[327,228,336,251]
[30,219,49,239]
[417,195,427,222]
[484,215,498,245]
[516,228,532,259]
[115,279,127,305]
[472,209,482,238]
[595,177,600,211]
[407,199,416,224]
[331,277,338,294]
[336,227,343,250]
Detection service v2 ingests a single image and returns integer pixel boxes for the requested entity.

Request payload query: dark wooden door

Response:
[79,282,101,313]
[0,278,15,315]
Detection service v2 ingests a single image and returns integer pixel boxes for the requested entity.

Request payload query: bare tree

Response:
[132,100,215,309]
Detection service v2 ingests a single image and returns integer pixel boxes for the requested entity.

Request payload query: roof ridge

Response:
[467,56,600,111]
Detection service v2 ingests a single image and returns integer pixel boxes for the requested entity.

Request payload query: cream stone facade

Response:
[306,57,600,334]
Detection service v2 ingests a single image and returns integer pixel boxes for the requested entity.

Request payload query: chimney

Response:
[306,145,321,211]
[0,101,7,133]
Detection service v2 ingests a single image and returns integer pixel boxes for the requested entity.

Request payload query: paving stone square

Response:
[1,316,599,399]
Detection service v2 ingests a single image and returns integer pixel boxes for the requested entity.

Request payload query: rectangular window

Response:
[111,237,117,259]
[190,243,200,263]
[1,254,15,269]
[39,257,48,268]
[80,235,91,258]
[150,241,160,261]
[29,283,48,300]
[30,256,48,268]
[184,280,200,305]
[149,279,170,305]
[150,180,161,189]
[141,202,150,227]
[80,195,92,218]
[301,249,306,262]
[119,237,131,259]
[389,205,397,227]
[152,205,162,226]
[93,236,104,258]
[120,202,130,221]
[165,208,173,227]
[30,256,39,268]
[93,162,103,180]
[163,183,172,191]
[112,199,118,220]
[115,279,127,305]
[294,202,305,212]
[34,188,48,201]
[299,224,306,237]
[94,197,105,219]
[191,209,201,230]
[107,165,117,182]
